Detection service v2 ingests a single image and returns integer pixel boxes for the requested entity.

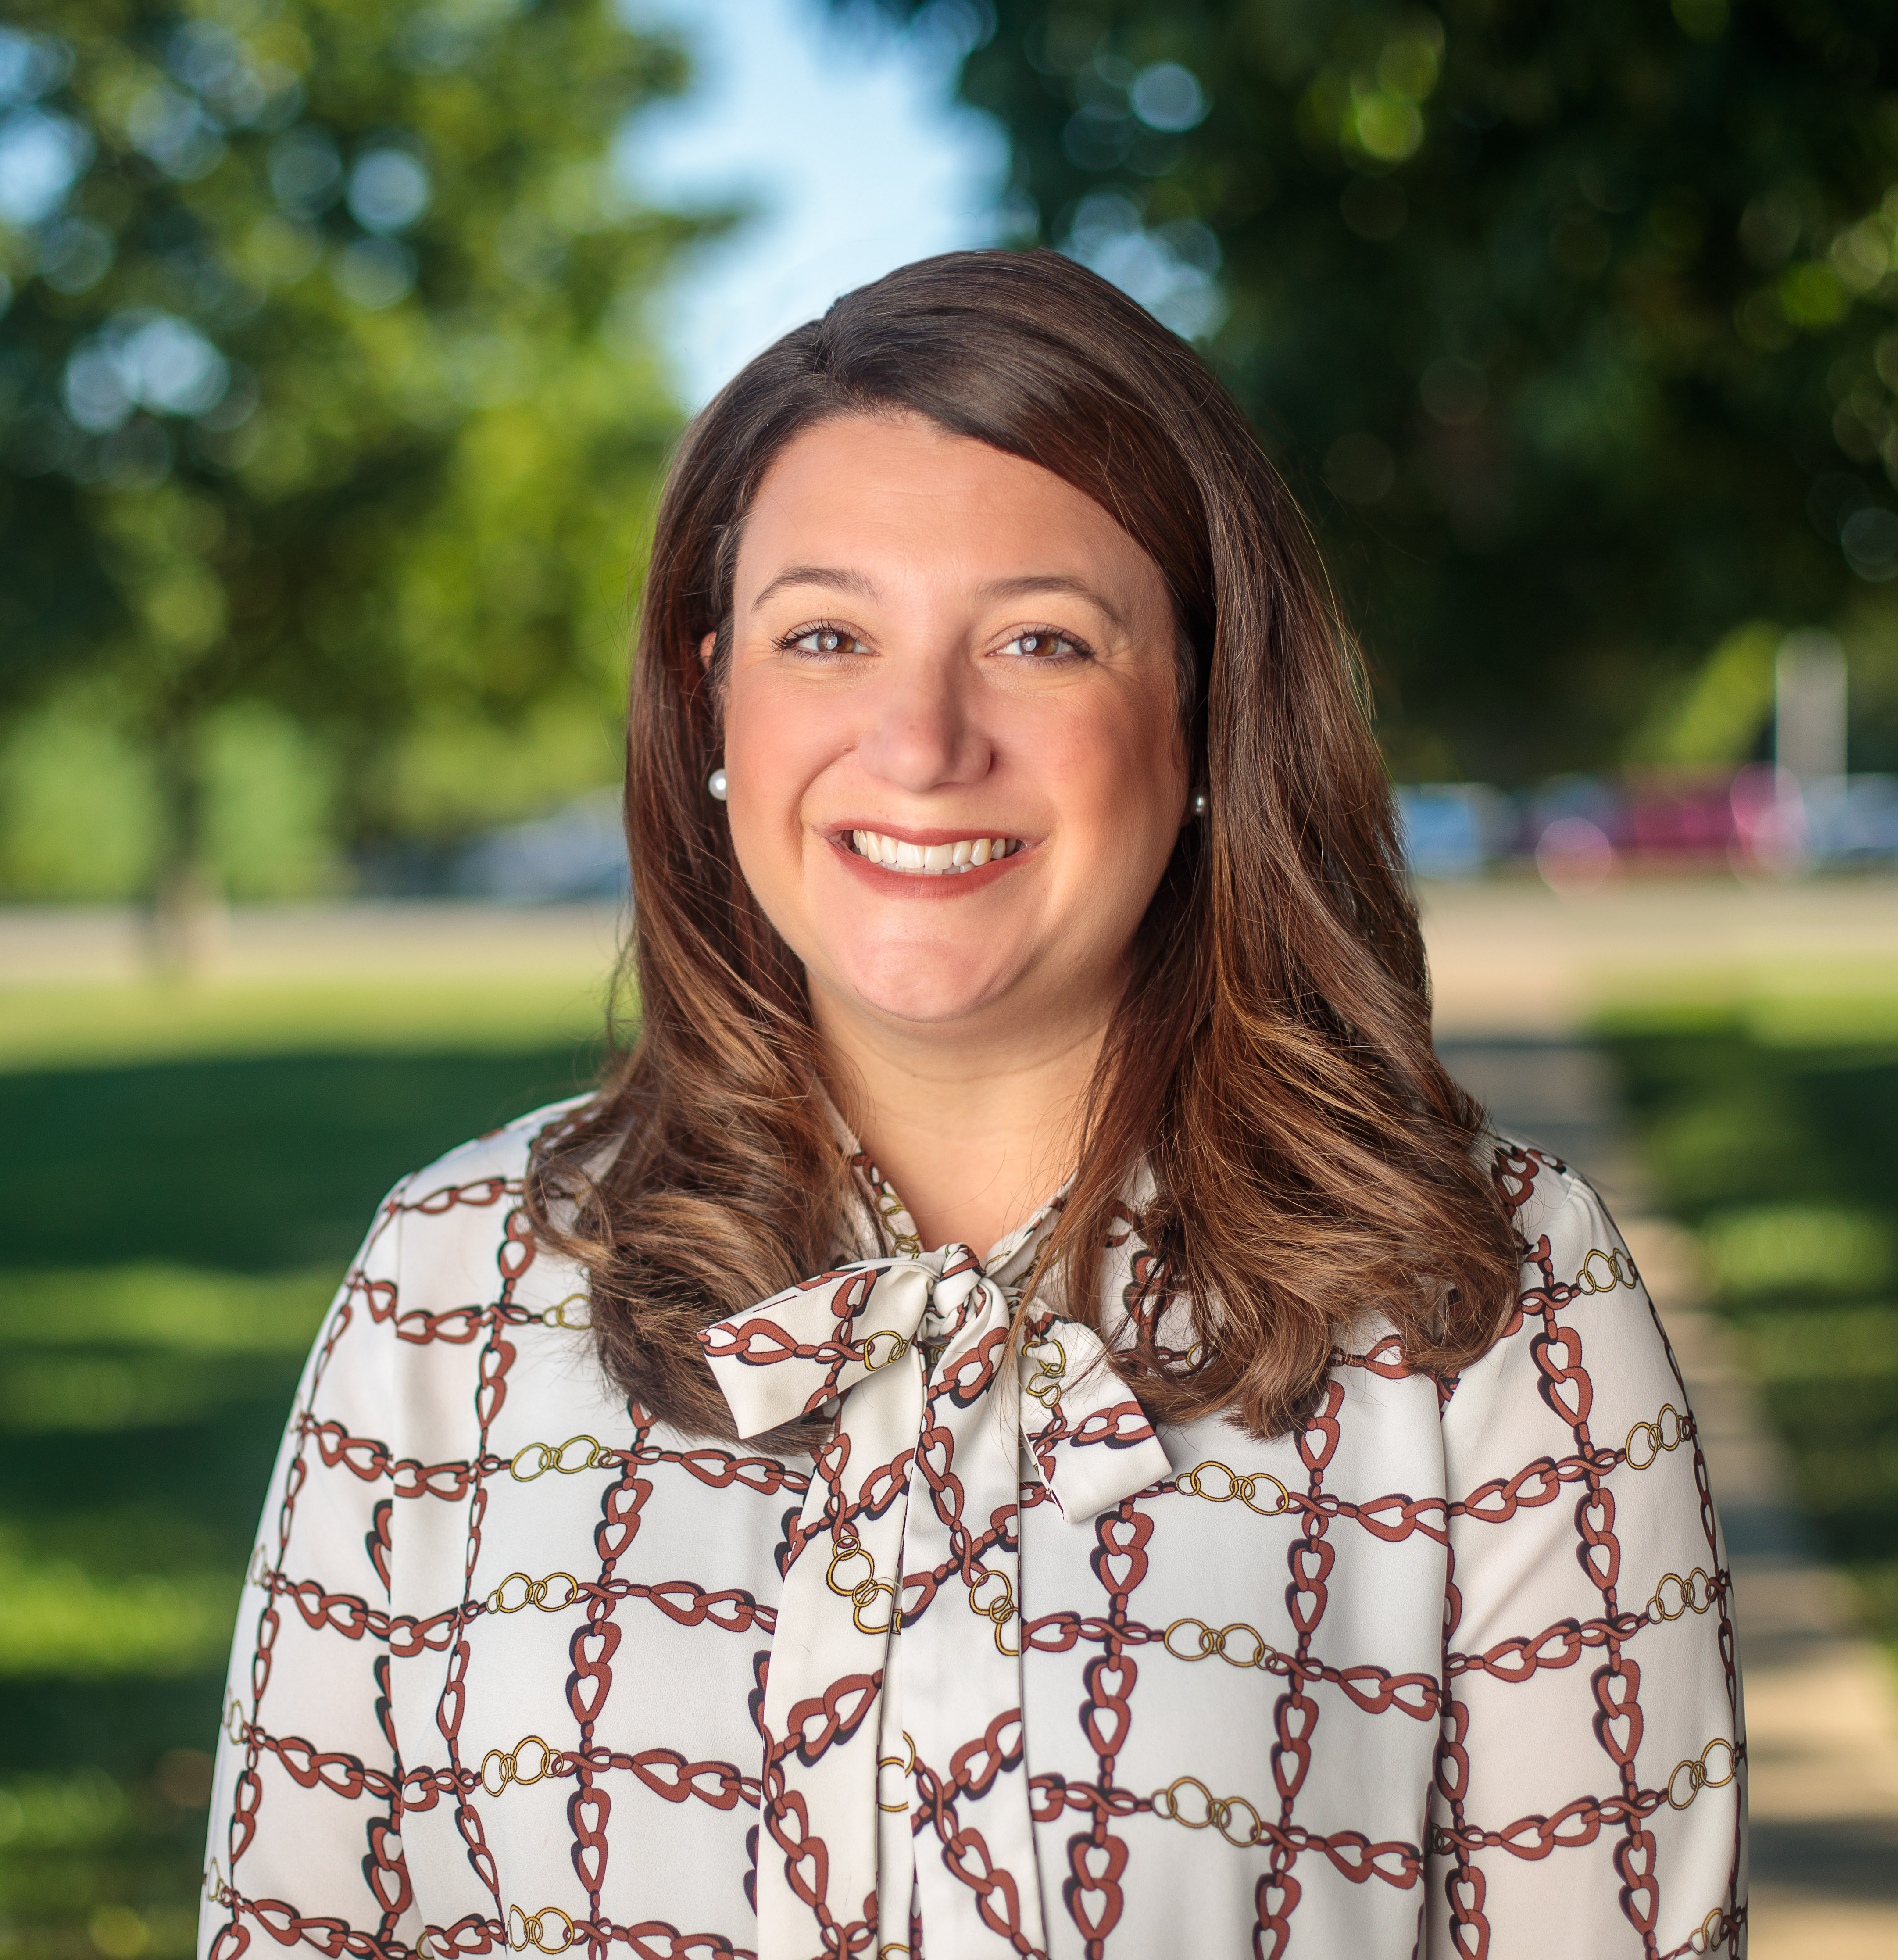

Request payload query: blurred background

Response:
[1,0,1896,1951]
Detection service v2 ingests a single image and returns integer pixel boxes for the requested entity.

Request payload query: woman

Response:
[201,251,1742,1960]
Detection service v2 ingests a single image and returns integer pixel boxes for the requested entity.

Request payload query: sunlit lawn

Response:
[0,978,604,1956]
[1601,1001,1898,1654]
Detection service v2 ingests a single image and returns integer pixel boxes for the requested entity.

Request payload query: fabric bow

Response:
[700,1244,1171,1960]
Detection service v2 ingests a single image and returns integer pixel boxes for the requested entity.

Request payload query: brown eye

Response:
[999,629,1086,661]
[785,625,858,656]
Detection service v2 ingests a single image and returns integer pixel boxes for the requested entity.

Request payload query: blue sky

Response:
[616,0,1012,407]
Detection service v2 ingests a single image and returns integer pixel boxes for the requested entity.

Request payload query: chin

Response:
[822,947,1019,1028]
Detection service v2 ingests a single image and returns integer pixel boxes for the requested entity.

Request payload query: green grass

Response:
[0,984,603,1956]
[0,976,611,1072]
[1601,1014,1898,1653]
[1593,961,1898,1045]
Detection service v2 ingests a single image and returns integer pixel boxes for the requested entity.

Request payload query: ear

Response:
[698,630,719,671]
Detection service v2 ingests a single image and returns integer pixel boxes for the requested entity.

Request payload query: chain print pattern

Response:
[1173,1458,1293,1517]
[1664,1738,1740,1813]
[200,1109,1742,1959]
[699,1225,1172,1958]
[1624,1405,1691,1472]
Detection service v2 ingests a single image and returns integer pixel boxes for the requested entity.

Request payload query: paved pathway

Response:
[1441,1038,1898,1960]
[1420,876,1898,1036]
[0,898,624,983]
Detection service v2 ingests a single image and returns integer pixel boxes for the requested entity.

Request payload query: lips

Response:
[846,830,1022,876]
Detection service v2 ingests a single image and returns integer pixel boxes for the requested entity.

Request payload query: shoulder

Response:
[361,1092,599,1304]
[291,1097,614,1534]
[395,1091,596,1202]
[327,1093,602,1408]
[1490,1138,1630,1293]
[1442,1138,1679,1470]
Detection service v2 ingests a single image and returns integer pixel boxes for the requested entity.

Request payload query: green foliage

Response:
[199,698,340,895]
[1608,1020,1898,1650]
[1626,620,1779,768]
[0,689,345,897]
[0,0,699,890]
[1832,589,1898,770]
[376,687,625,839]
[872,0,1898,780]
[0,688,160,896]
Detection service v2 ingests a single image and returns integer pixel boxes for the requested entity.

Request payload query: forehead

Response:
[735,412,1163,602]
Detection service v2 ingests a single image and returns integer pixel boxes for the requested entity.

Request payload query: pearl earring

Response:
[1191,789,1209,816]
[707,767,729,802]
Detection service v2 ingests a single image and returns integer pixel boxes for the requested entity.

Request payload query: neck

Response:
[810,987,1117,1256]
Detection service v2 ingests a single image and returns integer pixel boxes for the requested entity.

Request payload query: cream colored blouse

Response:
[199,1101,1744,1960]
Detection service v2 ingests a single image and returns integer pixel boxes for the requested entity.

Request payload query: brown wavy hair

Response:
[527,247,1516,1445]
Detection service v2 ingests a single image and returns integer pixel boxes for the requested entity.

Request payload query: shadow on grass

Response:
[0,1046,598,1272]
[0,1044,597,1948]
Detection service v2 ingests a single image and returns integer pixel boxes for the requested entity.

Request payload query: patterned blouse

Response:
[199,1100,1744,1960]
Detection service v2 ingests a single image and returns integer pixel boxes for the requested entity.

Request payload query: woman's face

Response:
[715,412,1189,1041]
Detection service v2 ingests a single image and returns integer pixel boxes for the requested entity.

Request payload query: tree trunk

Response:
[146,718,225,978]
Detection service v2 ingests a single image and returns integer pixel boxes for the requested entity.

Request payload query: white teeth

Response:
[849,831,1017,875]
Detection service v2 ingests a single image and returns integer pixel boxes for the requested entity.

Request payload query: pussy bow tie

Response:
[700,1245,1172,1960]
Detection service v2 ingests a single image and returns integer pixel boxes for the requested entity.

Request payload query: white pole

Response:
[1774,629,1848,869]
[1775,630,1847,781]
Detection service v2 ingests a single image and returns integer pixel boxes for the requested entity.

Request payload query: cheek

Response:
[724,672,826,827]
[720,671,844,937]
[1046,690,1184,862]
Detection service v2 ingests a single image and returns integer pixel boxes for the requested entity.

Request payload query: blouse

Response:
[198,1099,1745,1960]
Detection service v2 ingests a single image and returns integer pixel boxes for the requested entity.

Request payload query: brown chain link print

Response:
[201,1110,1743,1958]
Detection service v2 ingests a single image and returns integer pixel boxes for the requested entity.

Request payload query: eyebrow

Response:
[974,573,1127,628]
[749,564,879,610]
[748,565,1127,627]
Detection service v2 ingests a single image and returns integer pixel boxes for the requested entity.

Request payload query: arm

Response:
[200,1179,423,1959]
[1426,1152,1744,1959]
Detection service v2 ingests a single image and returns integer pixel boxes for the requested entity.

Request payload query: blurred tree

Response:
[865,0,1898,782]
[1627,619,1780,769]
[0,0,697,930]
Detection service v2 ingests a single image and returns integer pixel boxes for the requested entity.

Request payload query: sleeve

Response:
[1425,1154,1746,1960]
[199,1177,424,1959]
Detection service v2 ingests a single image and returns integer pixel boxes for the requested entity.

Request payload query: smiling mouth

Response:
[846,830,1023,876]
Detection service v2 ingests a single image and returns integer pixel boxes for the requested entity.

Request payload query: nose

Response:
[854,645,994,794]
